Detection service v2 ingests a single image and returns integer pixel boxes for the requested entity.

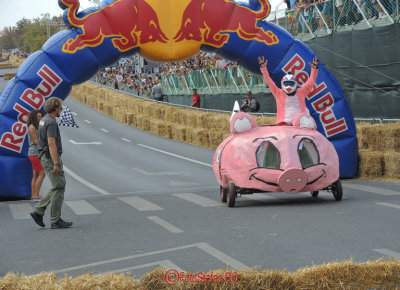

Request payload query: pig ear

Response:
[230,112,257,134]
[292,113,316,130]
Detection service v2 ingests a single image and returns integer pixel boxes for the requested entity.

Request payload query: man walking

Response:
[30,97,73,229]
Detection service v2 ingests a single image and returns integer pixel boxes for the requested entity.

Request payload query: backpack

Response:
[255,100,260,112]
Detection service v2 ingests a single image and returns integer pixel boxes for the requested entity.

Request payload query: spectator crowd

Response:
[94,52,239,98]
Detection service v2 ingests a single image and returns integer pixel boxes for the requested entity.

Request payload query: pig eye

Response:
[298,138,319,169]
[256,141,280,169]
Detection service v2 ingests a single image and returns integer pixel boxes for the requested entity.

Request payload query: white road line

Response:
[121,138,132,143]
[196,242,250,270]
[84,120,91,124]
[375,202,400,210]
[133,168,180,176]
[64,166,110,195]
[343,183,399,195]
[110,260,184,274]
[69,140,102,145]
[119,196,163,211]
[100,128,109,133]
[53,242,248,274]
[71,112,77,116]
[65,200,101,215]
[137,144,212,167]
[147,216,184,233]
[52,243,198,274]
[8,203,33,220]
[373,249,400,259]
[173,193,220,207]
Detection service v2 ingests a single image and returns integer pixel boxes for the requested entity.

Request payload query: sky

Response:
[0,0,284,32]
[0,0,94,31]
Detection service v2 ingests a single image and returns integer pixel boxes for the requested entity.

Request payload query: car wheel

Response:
[311,191,319,198]
[227,183,236,207]
[332,180,343,201]
[220,185,227,203]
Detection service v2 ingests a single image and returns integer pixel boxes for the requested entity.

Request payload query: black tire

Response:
[220,185,227,203]
[311,191,319,198]
[227,183,236,207]
[332,180,343,201]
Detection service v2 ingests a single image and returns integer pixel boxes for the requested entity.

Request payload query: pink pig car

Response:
[213,112,343,207]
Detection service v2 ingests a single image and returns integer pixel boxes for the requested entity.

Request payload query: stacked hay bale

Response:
[357,122,400,179]
[70,83,245,150]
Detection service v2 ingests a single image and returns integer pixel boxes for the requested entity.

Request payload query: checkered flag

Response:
[59,106,79,128]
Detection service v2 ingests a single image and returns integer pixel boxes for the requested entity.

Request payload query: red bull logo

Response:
[174,0,279,47]
[61,0,279,60]
[61,0,168,54]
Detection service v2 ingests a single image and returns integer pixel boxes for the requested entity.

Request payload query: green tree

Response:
[0,27,17,50]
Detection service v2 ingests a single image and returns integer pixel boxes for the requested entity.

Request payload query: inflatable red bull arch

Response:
[0,0,358,198]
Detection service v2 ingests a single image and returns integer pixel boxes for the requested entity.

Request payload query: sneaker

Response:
[51,218,73,229]
[30,212,45,227]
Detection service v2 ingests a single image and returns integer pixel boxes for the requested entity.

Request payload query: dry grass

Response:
[1,259,399,289]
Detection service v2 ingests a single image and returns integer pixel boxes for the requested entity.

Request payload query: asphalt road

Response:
[1,80,400,279]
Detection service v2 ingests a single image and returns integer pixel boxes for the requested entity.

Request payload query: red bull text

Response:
[0,65,62,153]
[282,54,348,137]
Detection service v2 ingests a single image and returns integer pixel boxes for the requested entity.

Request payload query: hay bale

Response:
[3,73,15,80]
[381,122,400,152]
[356,122,372,150]
[384,151,400,178]
[293,259,400,289]
[358,149,384,178]
[189,128,209,147]
[213,114,230,131]
[164,107,178,123]
[172,125,186,142]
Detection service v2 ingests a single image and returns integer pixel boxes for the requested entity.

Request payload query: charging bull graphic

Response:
[0,0,358,198]
[214,112,342,207]
[61,0,168,53]
[174,0,278,47]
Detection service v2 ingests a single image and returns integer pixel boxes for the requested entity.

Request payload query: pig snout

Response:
[278,168,308,193]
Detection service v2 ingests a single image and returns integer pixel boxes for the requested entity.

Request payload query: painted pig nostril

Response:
[297,178,302,183]
[285,178,291,183]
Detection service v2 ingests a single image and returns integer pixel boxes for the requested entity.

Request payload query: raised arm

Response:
[298,57,319,98]
[258,56,280,96]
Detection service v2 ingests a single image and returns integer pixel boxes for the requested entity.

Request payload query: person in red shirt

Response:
[191,88,201,108]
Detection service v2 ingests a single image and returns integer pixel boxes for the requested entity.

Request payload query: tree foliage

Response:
[0,15,64,52]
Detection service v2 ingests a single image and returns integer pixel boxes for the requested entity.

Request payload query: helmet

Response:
[281,74,297,95]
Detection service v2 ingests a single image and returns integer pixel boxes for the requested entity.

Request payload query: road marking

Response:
[343,183,399,195]
[196,242,249,270]
[71,112,77,116]
[147,216,184,233]
[64,166,110,195]
[110,260,183,274]
[137,144,212,167]
[65,200,101,215]
[84,120,91,124]
[100,128,109,133]
[375,202,400,210]
[373,249,400,259]
[69,140,102,145]
[53,242,248,274]
[173,193,220,207]
[133,168,180,176]
[119,196,163,211]
[121,138,132,143]
[8,203,33,220]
